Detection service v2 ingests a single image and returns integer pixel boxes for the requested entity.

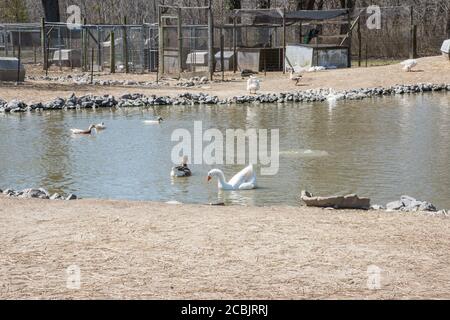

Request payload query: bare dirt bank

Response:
[0,196,449,299]
[1,56,449,103]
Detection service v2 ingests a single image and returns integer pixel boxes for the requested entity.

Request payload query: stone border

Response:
[1,83,450,113]
[1,188,78,201]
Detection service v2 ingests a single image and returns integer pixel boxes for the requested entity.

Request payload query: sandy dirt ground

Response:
[1,56,449,103]
[0,196,449,300]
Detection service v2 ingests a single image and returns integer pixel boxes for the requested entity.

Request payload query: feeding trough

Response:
[301,190,371,210]
[0,57,25,82]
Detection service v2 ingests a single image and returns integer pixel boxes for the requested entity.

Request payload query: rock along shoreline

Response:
[1,82,450,113]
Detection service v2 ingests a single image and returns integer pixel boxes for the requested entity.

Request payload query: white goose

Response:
[207,164,257,191]
[94,122,107,130]
[247,76,261,95]
[143,117,163,125]
[71,125,96,135]
[400,59,418,72]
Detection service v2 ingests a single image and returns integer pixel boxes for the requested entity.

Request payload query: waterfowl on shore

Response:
[207,165,256,191]
[247,76,261,95]
[171,156,192,178]
[71,125,96,135]
[143,117,164,125]
[94,122,107,130]
[400,59,418,72]
[289,69,302,86]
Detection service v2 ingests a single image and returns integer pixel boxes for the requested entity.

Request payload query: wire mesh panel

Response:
[160,3,211,77]
[0,23,43,65]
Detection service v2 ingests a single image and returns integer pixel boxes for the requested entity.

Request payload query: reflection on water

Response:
[1,93,450,208]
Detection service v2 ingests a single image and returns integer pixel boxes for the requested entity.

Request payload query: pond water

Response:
[1,93,449,208]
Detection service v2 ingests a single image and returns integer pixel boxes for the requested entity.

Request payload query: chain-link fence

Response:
[43,22,158,73]
[1,5,447,77]
[0,23,43,64]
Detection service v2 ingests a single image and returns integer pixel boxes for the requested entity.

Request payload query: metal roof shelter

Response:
[228,8,353,72]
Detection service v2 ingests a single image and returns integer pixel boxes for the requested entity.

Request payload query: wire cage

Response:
[0,23,43,65]
[159,3,212,77]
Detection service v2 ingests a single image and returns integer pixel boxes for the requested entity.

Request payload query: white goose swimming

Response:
[247,76,261,95]
[71,125,96,135]
[143,117,164,125]
[207,164,257,191]
[171,156,192,178]
[94,122,107,130]
[400,59,418,72]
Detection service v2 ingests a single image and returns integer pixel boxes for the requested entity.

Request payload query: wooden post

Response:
[177,7,183,78]
[282,7,287,74]
[357,16,361,67]
[110,31,116,73]
[97,27,102,71]
[4,26,9,57]
[411,25,417,59]
[365,41,368,68]
[208,0,214,81]
[409,6,415,59]
[91,47,94,84]
[220,27,225,81]
[158,6,164,76]
[347,11,352,68]
[41,18,46,70]
[233,17,237,73]
[58,26,62,71]
[68,29,72,69]
[123,17,129,73]
[17,37,21,82]
[82,18,88,71]
[34,45,37,64]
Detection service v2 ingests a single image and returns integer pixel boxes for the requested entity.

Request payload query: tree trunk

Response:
[41,0,60,22]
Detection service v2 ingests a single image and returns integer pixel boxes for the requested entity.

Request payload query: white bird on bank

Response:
[400,59,418,72]
[71,125,96,135]
[94,122,107,130]
[171,156,192,178]
[247,76,261,95]
[143,117,164,125]
[207,165,257,191]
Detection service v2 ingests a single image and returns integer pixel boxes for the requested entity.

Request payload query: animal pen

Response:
[0,5,440,79]
[224,8,353,73]
[41,21,159,73]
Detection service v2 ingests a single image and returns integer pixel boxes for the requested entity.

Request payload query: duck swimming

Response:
[171,156,192,178]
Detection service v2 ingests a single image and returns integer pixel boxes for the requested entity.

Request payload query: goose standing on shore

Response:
[171,156,192,178]
[71,125,96,135]
[247,76,261,95]
[207,165,257,191]
[400,59,418,72]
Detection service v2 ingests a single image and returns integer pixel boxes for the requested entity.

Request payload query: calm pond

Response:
[1,92,449,208]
